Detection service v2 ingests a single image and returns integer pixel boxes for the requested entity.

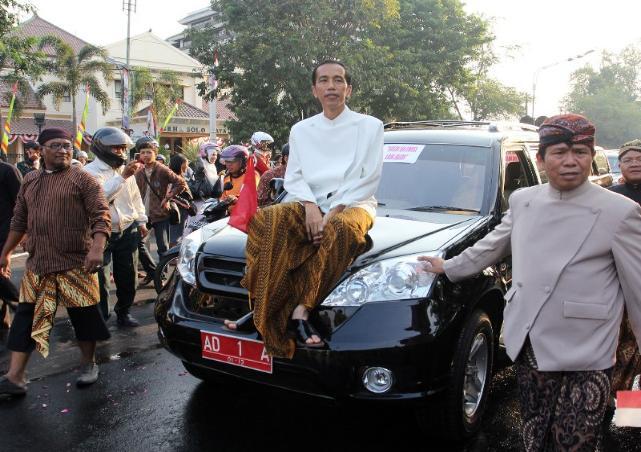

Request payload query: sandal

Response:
[290,319,325,348]
[224,311,255,333]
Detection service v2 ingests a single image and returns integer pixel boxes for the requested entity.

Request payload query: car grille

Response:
[197,254,248,296]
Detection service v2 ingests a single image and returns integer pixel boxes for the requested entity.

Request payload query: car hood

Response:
[200,210,485,264]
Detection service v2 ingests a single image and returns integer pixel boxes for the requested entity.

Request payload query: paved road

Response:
[1,255,640,451]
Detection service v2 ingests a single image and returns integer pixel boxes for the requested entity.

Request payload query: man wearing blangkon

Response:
[419,114,641,451]
[0,128,111,397]
[225,60,384,359]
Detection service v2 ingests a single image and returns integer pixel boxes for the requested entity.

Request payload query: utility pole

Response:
[122,0,136,130]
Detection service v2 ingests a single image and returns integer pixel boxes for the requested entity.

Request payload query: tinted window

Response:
[377,144,492,213]
[607,154,620,173]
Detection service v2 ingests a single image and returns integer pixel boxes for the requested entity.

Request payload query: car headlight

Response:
[322,252,442,306]
[177,221,227,286]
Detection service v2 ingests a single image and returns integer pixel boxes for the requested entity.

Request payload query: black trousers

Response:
[98,223,139,319]
[8,303,110,352]
[0,275,19,302]
[138,232,157,275]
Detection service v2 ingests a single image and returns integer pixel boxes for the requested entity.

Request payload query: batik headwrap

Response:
[619,139,641,160]
[538,114,595,156]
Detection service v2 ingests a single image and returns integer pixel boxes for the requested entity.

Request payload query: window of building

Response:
[115,80,122,101]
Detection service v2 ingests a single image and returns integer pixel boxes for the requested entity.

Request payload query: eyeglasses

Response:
[620,157,641,165]
[44,142,73,151]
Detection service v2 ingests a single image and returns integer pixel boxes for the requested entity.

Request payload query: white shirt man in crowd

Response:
[84,127,148,327]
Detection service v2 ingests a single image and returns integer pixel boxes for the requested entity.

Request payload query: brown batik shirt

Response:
[10,166,111,275]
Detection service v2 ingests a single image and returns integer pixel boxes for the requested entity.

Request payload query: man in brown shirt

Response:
[134,138,186,256]
[0,128,111,398]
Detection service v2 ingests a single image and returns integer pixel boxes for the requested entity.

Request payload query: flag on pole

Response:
[1,82,18,160]
[228,155,258,233]
[74,84,90,151]
[615,391,641,427]
[146,106,157,138]
[159,100,182,136]
[209,49,219,91]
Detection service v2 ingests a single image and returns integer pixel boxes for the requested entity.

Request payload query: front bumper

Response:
[156,275,458,403]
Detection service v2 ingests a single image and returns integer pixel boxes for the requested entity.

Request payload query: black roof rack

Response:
[384,120,539,133]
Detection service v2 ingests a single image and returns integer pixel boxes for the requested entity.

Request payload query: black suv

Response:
[155,120,541,439]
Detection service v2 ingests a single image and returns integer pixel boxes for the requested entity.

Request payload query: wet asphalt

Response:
[1,256,640,451]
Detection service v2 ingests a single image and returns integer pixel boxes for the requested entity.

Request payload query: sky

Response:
[22,0,641,119]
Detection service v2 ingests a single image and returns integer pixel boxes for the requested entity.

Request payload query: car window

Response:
[377,144,493,214]
[607,154,620,173]
[503,150,532,211]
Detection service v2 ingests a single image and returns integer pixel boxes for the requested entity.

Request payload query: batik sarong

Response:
[19,267,99,357]
[241,202,372,358]
[611,309,641,396]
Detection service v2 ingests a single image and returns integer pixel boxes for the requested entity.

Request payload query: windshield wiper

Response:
[407,205,480,213]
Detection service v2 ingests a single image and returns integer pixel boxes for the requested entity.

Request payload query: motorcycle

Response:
[153,178,287,293]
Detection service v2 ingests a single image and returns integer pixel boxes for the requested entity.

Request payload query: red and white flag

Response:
[209,49,219,91]
[228,154,258,233]
[615,391,641,427]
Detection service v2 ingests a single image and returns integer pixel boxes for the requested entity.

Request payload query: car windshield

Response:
[607,154,620,173]
[376,143,493,213]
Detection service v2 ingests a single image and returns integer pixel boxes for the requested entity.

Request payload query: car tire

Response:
[416,309,494,439]
[155,251,179,294]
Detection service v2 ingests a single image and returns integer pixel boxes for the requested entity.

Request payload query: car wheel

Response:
[416,309,494,439]
[155,251,179,294]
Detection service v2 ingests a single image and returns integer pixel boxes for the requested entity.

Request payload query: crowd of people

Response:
[0,59,640,452]
[0,124,287,392]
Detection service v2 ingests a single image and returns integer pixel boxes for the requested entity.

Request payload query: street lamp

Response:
[531,49,595,118]
[33,112,46,135]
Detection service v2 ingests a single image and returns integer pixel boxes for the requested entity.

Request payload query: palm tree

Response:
[36,42,111,140]
[130,66,183,127]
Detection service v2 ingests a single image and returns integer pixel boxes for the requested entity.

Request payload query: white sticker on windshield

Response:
[383,144,425,164]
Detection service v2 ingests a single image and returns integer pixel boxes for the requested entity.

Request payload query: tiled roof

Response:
[0,81,44,109]
[201,98,236,122]
[14,14,92,55]
[8,118,74,135]
[135,101,209,119]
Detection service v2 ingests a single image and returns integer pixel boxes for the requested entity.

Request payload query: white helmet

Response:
[250,131,274,147]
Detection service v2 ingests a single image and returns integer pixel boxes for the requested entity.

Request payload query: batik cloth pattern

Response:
[241,202,372,358]
[19,267,99,357]
[516,351,612,452]
[611,309,641,396]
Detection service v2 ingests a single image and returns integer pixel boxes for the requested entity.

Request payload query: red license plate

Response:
[200,330,273,374]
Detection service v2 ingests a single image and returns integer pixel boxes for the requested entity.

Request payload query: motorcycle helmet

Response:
[199,141,219,158]
[135,136,159,152]
[91,127,133,168]
[219,145,249,165]
[250,131,274,148]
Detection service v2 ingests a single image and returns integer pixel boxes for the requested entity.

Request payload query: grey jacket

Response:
[444,181,641,371]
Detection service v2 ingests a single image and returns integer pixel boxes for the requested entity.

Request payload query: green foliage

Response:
[0,2,53,116]
[564,47,641,148]
[191,0,493,144]
[130,67,183,126]
[36,42,112,137]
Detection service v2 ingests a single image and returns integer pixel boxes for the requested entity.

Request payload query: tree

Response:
[36,42,111,139]
[1,1,54,134]
[191,0,493,144]
[564,47,641,148]
[130,66,183,130]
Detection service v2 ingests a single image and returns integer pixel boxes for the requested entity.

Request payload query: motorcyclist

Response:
[250,131,274,175]
[188,141,223,200]
[219,144,260,213]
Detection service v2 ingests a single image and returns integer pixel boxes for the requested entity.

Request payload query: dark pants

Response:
[516,353,612,452]
[8,303,110,352]
[138,233,157,274]
[0,275,19,328]
[153,219,171,256]
[98,224,139,319]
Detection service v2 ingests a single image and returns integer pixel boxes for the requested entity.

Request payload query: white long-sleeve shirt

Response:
[283,106,384,219]
[84,158,147,232]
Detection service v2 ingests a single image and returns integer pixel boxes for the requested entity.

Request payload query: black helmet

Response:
[135,136,159,152]
[91,127,133,168]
